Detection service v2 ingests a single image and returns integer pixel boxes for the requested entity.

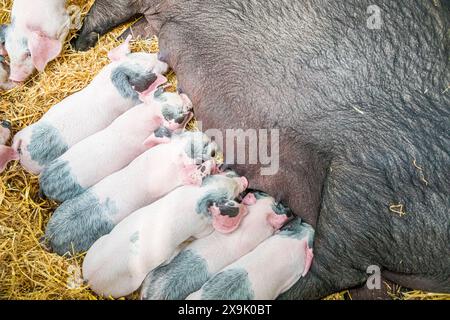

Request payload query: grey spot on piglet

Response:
[110,62,156,100]
[279,218,315,248]
[44,191,116,255]
[141,250,210,300]
[40,159,86,202]
[154,126,172,139]
[27,122,69,166]
[201,268,254,300]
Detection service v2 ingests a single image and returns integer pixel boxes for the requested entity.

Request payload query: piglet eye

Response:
[25,51,31,58]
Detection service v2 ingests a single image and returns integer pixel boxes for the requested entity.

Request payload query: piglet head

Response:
[159,92,194,131]
[267,198,293,230]
[209,200,248,234]
[4,28,33,82]
[243,190,293,230]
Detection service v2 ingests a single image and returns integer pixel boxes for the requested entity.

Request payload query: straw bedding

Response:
[0,0,447,300]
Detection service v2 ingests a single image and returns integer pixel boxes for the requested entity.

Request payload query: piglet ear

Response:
[138,74,168,102]
[210,201,248,234]
[142,133,171,148]
[242,192,257,205]
[28,31,62,72]
[0,145,19,173]
[108,35,132,62]
[267,212,290,230]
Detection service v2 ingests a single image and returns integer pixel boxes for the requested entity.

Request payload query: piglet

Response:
[12,36,168,174]
[0,121,19,173]
[44,131,218,256]
[2,0,70,82]
[186,218,314,300]
[39,88,193,202]
[82,171,249,298]
[140,191,293,300]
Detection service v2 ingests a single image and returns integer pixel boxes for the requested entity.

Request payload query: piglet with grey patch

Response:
[82,171,249,298]
[0,121,19,173]
[39,88,193,202]
[44,131,218,256]
[12,36,168,174]
[140,191,293,300]
[187,218,314,300]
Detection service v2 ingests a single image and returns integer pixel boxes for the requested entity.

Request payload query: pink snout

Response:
[9,66,29,83]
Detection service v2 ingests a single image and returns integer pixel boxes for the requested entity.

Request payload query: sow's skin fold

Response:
[82,171,249,298]
[186,218,315,300]
[43,131,217,256]
[39,88,193,202]
[0,121,19,173]
[12,36,168,174]
[140,191,293,300]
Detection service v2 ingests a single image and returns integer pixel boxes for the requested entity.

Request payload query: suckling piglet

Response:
[140,191,293,300]
[44,131,217,256]
[39,88,193,202]
[0,121,19,173]
[12,36,168,174]
[82,171,249,298]
[186,218,314,300]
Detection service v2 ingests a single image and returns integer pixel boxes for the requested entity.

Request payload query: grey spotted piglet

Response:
[12,36,168,174]
[44,131,217,255]
[0,121,19,173]
[82,171,249,298]
[39,88,193,202]
[186,218,314,300]
[140,191,293,300]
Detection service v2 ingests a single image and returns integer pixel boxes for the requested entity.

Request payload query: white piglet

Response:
[140,191,293,300]
[13,36,168,174]
[83,171,249,298]
[186,218,314,300]
[39,88,193,202]
[44,131,217,256]
[2,0,70,82]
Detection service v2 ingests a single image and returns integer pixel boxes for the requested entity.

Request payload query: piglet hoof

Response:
[39,236,53,253]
